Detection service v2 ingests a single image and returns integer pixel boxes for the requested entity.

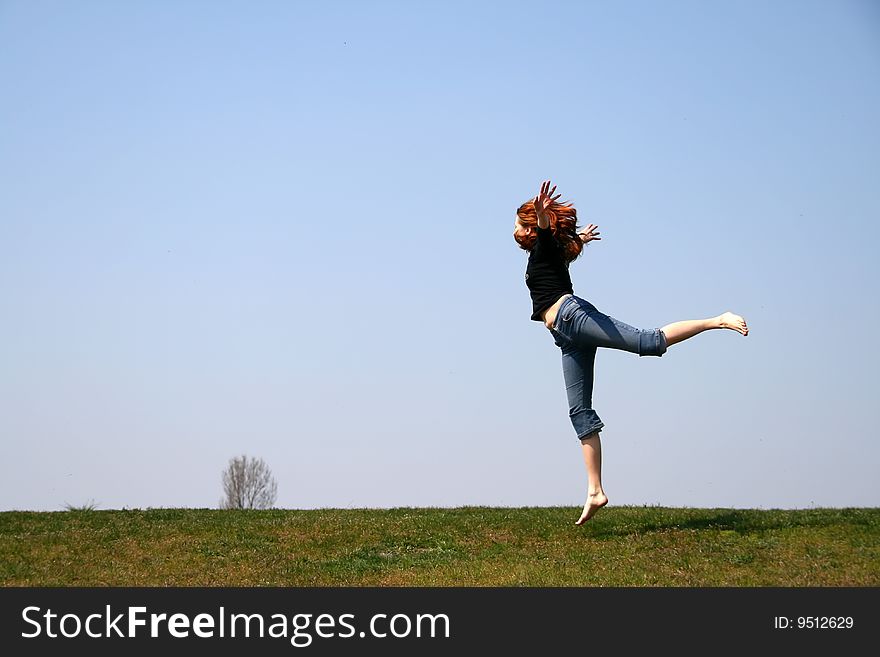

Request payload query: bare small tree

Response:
[220,454,278,510]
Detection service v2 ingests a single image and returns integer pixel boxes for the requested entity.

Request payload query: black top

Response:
[525,225,574,321]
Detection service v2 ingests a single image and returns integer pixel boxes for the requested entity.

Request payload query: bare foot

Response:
[718,311,748,336]
[574,491,608,525]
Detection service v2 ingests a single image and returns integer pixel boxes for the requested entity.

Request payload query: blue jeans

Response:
[548,295,668,439]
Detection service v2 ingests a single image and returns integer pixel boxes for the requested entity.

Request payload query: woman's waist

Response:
[541,294,574,329]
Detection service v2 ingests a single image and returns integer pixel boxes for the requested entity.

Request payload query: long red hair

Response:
[514,197,584,263]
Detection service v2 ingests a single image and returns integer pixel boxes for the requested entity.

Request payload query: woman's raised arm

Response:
[533,179,561,230]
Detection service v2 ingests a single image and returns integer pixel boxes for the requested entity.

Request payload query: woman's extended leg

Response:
[661,311,748,347]
[558,298,748,356]
[576,432,608,525]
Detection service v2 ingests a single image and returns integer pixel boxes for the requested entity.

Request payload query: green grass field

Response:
[1,507,877,586]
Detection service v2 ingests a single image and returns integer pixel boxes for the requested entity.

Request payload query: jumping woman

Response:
[514,180,749,526]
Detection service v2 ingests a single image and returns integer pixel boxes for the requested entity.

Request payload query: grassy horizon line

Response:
[2,507,877,586]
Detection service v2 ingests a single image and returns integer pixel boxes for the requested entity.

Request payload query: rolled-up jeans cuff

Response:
[571,409,604,439]
[639,328,667,357]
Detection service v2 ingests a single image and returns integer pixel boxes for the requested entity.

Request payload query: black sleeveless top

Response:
[525,225,573,321]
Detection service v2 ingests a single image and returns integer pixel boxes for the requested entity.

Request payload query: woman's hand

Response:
[533,179,561,227]
[578,224,601,244]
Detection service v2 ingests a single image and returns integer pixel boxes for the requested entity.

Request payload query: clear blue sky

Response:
[2,0,878,511]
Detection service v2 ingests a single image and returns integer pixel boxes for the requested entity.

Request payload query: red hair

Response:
[514,197,584,263]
